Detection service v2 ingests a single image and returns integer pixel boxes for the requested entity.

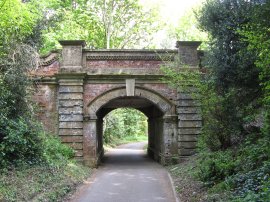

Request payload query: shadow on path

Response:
[70,142,176,202]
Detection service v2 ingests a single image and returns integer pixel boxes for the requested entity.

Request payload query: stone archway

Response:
[34,40,203,167]
[83,87,178,166]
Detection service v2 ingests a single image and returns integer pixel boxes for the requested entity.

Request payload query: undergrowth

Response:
[0,162,90,202]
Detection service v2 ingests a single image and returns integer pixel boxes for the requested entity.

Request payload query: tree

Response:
[39,0,160,52]
[92,0,160,49]
[240,0,270,135]
[167,9,208,48]
[196,0,263,148]
[103,108,147,144]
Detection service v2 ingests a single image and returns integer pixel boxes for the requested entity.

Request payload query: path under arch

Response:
[70,142,177,202]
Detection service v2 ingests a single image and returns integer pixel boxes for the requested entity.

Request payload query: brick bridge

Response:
[34,40,202,167]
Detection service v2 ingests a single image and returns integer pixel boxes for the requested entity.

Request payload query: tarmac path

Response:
[70,142,177,202]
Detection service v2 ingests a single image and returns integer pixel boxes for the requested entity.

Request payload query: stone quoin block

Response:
[178,120,202,128]
[59,114,84,122]
[59,122,83,129]
[179,128,201,135]
[178,141,197,149]
[58,106,83,115]
[60,136,83,143]
[58,128,83,136]
[179,134,198,142]
[58,93,83,100]
[59,86,83,93]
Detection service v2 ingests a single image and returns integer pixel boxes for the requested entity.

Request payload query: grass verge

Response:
[104,134,148,149]
[167,156,230,202]
[0,162,91,202]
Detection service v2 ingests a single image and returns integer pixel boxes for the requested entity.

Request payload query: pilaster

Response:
[57,40,86,161]
[177,92,202,161]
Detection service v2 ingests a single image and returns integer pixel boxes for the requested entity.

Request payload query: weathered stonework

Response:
[33,40,202,167]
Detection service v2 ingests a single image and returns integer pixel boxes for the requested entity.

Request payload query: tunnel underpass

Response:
[96,96,165,163]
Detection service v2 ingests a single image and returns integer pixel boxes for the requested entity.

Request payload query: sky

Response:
[141,0,205,25]
[140,0,205,48]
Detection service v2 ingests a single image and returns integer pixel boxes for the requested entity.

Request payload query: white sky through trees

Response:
[141,0,204,25]
[140,0,205,48]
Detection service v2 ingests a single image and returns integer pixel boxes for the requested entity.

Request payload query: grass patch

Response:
[167,156,231,202]
[104,134,148,148]
[0,162,91,202]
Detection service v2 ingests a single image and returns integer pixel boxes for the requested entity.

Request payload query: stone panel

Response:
[59,86,83,93]
[59,100,83,107]
[178,148,196,156]
[59,128,83,136]
[59,106,83,114]
[59,114,84,122]
[58,93,83,100]
[60,136,83,143]
[179,134,198,142]
[177,107,200,114]
[178,141,197,149]
[178,120,202,128]
[178,114,202,121]
[178,99,200,107]
[179,128,201,135]
[59,121,83,129]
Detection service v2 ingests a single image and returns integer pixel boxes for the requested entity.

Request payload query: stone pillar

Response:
[177,92,202,161]
[176,41,201,66]
[57,40,86,162]
[161,115,178,165]
[176,41,202,161]
[59,40,86,72]
[58,76,85,161]
[83,115,98,167]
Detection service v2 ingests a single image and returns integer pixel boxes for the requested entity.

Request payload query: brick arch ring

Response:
[86,86,176,117]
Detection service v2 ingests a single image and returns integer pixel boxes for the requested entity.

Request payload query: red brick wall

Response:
[32,84,58,134]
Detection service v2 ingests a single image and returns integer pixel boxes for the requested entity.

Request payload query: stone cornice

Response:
[39,51,60,67]
[59,40,86,47]
[85,49,177,61]
[176,41,202,48]
[86,55,175,61]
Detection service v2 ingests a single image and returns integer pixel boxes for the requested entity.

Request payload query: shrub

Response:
[196,150,236,186]
[0,118,43,167]
[41,133,74,166]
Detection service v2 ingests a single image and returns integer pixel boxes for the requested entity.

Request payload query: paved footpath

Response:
[70,142,177,202]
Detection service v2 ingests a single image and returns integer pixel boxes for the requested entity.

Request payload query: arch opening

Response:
[95,96,165,163]
[102,107,148,148]
[84,87,178,166]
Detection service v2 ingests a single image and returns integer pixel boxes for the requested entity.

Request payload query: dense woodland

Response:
[0,0,270,201]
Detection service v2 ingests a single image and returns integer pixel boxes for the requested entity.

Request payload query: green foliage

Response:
[0,162,91,201]
[166,9,208,49]
[229,161,270,202]
[103,108,147,146]
[0,118,43,166]
[196,135,270,199]
[0,0,74,169]
[196,150,236,186]
[41,133,74,167]
[38,0,160,52]
[240,0,270,136]
[162,0,270,200]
